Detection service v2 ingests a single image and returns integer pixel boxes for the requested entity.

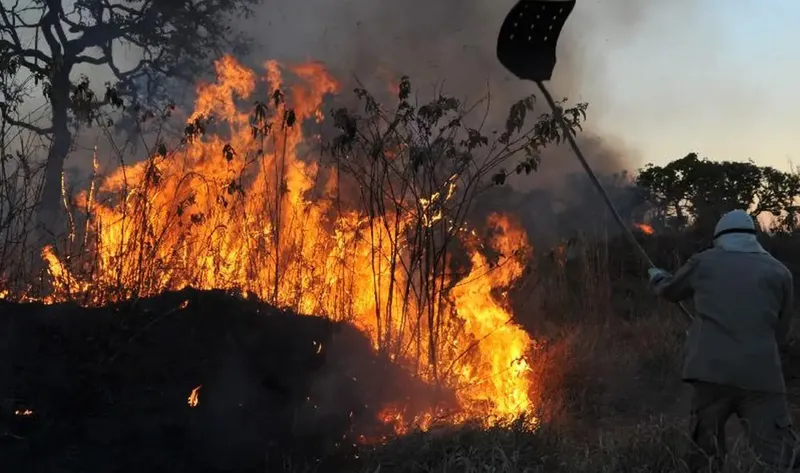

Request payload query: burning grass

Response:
[0,54,594,435]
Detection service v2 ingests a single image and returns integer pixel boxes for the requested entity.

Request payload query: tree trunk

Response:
[36,71,72,247]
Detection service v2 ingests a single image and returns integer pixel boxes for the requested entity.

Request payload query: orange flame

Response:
[450,213,534,422]
[30,56,537,434]
[188,385,202,407]
[635,223,655,235]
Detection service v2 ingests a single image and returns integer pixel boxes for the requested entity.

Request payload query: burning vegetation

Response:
[4,2,800,472]
[1,56,590,436]
[635,223,655,235]
[188,385,202,408]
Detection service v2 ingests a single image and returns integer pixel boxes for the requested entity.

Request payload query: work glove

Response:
[648,267,669,285]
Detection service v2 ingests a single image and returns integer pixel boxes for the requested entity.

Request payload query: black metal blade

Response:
[496,0,576,81]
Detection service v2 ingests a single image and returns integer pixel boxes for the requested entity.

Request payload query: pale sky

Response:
[565,0,800,170]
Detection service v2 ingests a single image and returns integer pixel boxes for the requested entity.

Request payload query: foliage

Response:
[636,153,800,232]
[330,76,588,187]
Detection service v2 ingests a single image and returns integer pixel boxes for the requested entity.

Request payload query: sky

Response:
[568,0,800,170]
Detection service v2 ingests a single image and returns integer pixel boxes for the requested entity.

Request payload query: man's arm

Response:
[776,269,794,347]
[651,256,700,302]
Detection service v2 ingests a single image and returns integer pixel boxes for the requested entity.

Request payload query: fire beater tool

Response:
[495,0,694,322]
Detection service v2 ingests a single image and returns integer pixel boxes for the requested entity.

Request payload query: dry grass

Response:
[349,419,690,473]
[330,236,800,473]
[325,416,788,473]
[327,312,797,473]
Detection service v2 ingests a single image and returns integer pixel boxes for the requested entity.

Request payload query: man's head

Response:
[714,209,756,240]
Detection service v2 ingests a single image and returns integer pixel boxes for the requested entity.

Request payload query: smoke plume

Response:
[234,0,699,243]
[242,1,698,158]
[60,0,704,242]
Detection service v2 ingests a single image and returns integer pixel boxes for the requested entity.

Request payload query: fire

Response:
[450,213,534,422]
[378,404,434,436]
[26,56,538,433]
[188,385,202,407]
[15,409,33,416]
[635,223,655,235]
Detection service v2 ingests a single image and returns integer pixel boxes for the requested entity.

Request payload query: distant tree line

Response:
[635,153,800,234]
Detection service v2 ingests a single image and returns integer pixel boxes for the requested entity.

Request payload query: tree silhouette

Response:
[0,0,260,241]
[636,153,800,233]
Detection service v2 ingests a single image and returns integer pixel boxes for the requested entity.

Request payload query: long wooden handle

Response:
[535,81,694,322]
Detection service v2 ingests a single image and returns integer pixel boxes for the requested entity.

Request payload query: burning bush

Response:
[1,56,588,433]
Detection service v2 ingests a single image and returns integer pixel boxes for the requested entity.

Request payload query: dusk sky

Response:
[566,0,799,170]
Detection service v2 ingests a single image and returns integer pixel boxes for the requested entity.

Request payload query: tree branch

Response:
[0,39,48,63]
[37,7,63,62]
[67,23,121,56]
[73,54,108,66]
[0,108,54,135]
[0,7,50,70]
[0,41,49,75]
[44,0,69,47]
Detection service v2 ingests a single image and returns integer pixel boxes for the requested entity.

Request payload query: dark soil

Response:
[0,288,439,473]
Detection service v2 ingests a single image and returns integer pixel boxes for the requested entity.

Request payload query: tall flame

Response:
[451,214,534,422]
[36,56,537,433]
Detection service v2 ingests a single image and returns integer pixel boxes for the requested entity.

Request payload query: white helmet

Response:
[713,209,756,239]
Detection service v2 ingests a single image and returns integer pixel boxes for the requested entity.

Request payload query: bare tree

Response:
[0,0,260,242]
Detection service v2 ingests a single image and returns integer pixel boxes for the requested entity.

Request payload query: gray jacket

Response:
[653,236,794,393]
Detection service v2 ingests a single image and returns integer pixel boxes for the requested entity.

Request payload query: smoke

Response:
[236,0,700,243]
[59,0,703,240]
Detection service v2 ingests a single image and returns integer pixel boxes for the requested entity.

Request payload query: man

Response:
[649,209,798,471]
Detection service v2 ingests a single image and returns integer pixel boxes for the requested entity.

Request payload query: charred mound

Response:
[0,288,439,473]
